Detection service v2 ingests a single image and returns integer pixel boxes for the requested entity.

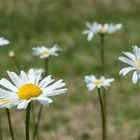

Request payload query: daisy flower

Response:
[32,44,60,59]
[82,22,122,41]
[0,69,67,109]
[84,75,114,91]
[0,98,18,109]
[0,37,10,46]
[119,45,140,84]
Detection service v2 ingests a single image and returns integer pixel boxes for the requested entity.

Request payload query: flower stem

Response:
[0,118,3,140]
[33,58,49,140]
[100,33,107,139]
[25,103,31,140]
[6,109,15,140]
[33,105,43,140]
[100,33,105,75]
[45,58,49,76]
[97,88,106,140]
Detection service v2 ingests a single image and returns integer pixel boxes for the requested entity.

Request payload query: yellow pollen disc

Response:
[137,62,140,68]
[95,80,102,85]
[0,99,9,103]
[18,84,42,100]
[99,26,107,33]
[43,50,49,55]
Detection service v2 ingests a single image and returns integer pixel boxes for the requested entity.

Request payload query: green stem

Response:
[25,103,31,140]
[0,118,3,140]
[33,58,49,140]
[6,109,15,140]
[33,105,43,140]
[100,34,107,139]
[97,88,106,140]
[100,33,105,75]
[45,58,49,76]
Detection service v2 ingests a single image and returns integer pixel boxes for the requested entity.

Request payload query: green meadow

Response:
[0,0,140,139]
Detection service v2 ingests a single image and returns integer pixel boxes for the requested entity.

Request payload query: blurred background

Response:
[0,0,140,139]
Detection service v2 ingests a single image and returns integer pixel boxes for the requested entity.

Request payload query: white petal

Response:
[7,71,24,87]
[28,69,35,83]
[123,52,136,63]
[0,78,18,92]
[119,57,135,66]
[132,71,138,84]
[20,71,29,83]
[87,32,94,41]
[39,75,54,89]
[37,97,53,106]
[119,67,135,76]
[43,79,66,93]
[0,88,17,98]
[43,88,67,97]
[17,100,31,109]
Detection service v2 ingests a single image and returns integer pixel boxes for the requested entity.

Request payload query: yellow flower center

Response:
[137,62,140,68]
[95,80,102,85]
[0,99,9,103]
[99,26,107,33]
[18,84,42,100]
[43,50,49,55]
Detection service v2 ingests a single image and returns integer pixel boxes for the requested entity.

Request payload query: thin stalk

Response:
[6,109,15,140]
[33,105,43,140]
[25,103,31,140]
[100,34,107,139]
[97,88,106,140]
[0,118,3,140]
[100,33,105,75]
[33,58,49,140]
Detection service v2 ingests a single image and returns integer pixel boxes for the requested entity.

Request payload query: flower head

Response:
[0,98,18,109]
[32,44,60,59]
[119,45,140,84]
[84,75,114,91]
[0,37,10,46]
[82,22,122,41]
[8,50,15,58]
[0,69,67,109]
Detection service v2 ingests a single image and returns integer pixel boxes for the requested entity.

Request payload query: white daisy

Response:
[0,69,67,109]
[82,22,122,41]
[0,37,10,46]
[84,75,114,91]
[0,98,18,109]
[119,45,140,84]
[32,44,60,59]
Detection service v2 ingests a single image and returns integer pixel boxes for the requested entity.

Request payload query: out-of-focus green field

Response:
[0,0,140,139]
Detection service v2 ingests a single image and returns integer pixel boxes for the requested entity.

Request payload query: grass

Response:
[0,0,140,139]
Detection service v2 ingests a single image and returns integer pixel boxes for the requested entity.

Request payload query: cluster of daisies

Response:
[0,38,67,110]
[0,22,139,109]
[83,22,140,91]
[0,21,139,140]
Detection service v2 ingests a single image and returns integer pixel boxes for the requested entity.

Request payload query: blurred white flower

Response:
[0,98,18,109]
[0,69,67,109]
[32,44,60,59]
[119,45,140,84]
[82,22,122,41]
[84,75,114,91]
[33,68,44,76]
[0,37,10,46]
[8,50,15,58]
